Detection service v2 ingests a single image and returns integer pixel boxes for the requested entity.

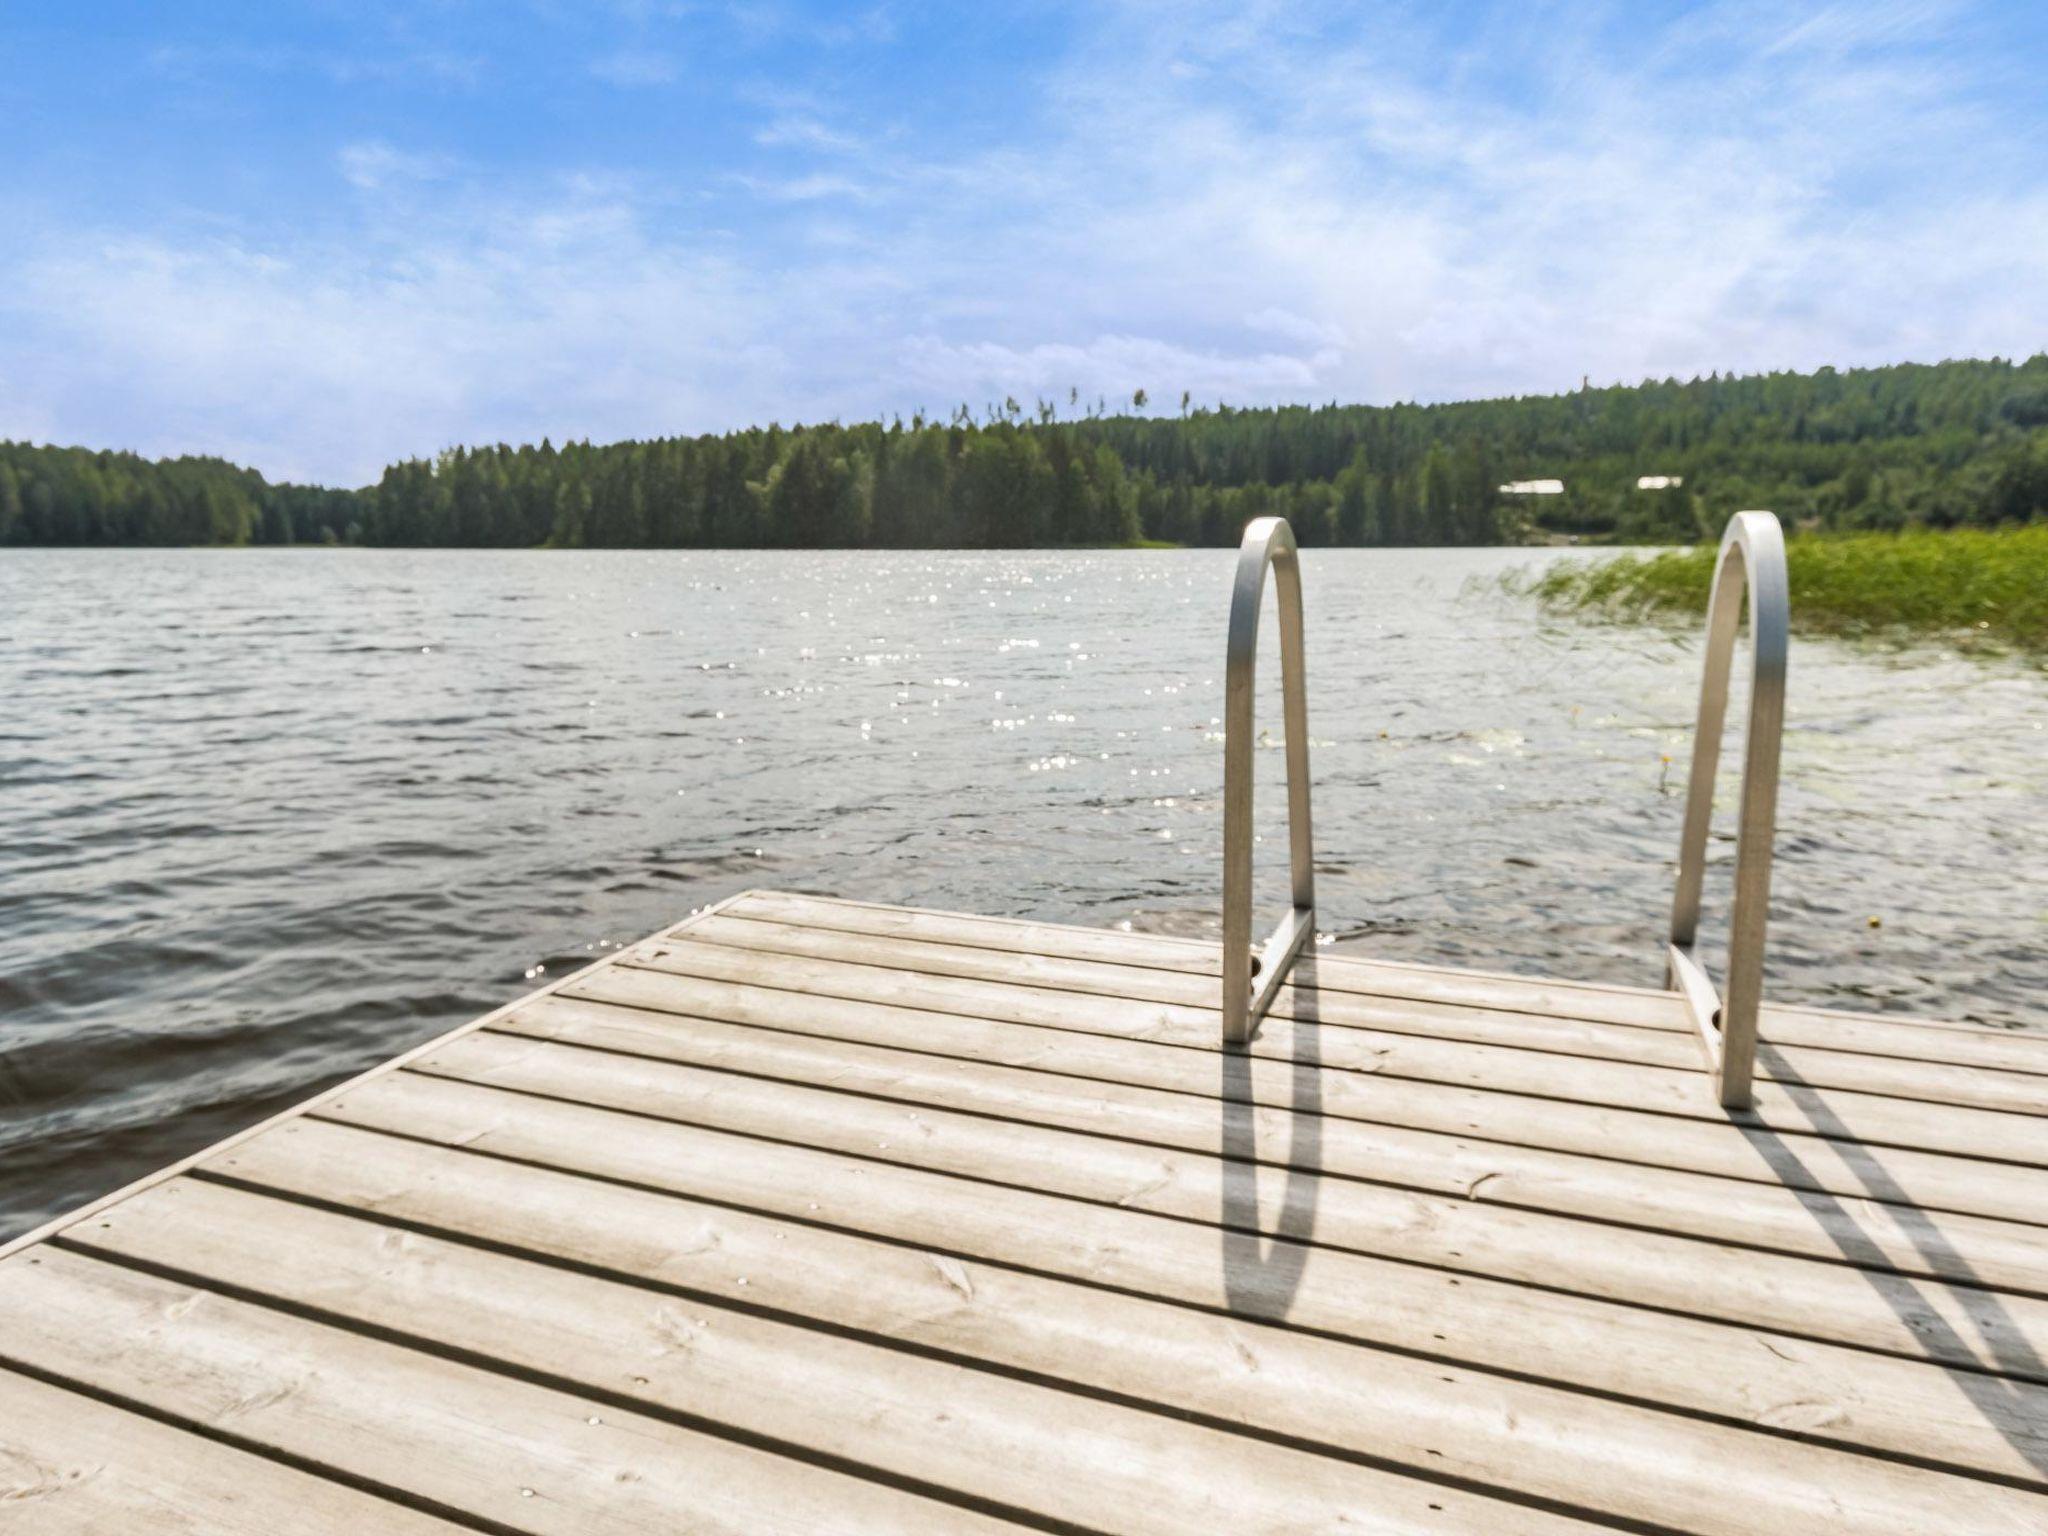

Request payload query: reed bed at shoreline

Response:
[1518,522,2048,655]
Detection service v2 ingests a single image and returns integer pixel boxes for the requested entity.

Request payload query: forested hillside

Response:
[6,355,2047,548]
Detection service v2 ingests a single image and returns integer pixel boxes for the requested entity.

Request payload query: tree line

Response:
[6,354,2048,549]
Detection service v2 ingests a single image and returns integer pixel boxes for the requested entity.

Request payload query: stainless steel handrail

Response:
[1667,510,1789,1110]
[1222,516,1315,1044]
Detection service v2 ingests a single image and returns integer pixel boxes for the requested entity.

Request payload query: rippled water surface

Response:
[3,546,2043,1238]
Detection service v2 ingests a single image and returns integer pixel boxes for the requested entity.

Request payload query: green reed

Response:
[1518,523,2048,654]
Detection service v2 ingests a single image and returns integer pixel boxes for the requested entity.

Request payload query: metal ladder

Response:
[1665,511,1789,1110]
[1217,510,1789,1112]
[1219,516,1315,1045]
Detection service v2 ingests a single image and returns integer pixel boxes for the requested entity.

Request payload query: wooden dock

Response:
[6,515,2046,1531]
[4,887,2047,1533]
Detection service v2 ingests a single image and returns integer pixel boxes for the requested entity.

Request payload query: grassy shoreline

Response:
[1517,523,2048,655]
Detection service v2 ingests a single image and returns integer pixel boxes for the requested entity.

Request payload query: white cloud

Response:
[336,142,454,191]
[1243,308,1348,350]
[2,193,788,483]
[754,116,866,154]
[734,171,876,202]
[900,334,1331,408]
[5,0,2046,483]
[966,0,2048,407]
[1755,0,1963,59]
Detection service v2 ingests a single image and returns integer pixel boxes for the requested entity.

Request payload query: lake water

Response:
[3,545,2044,1239]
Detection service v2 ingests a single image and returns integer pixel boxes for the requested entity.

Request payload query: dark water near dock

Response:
[3,546,2043,1239]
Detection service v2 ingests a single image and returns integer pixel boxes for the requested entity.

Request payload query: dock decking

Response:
[3,887,2047,1534]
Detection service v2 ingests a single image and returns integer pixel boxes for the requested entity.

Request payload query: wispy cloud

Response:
[1756,0,1964,58]
[336,142,454,191]
[5,0,2046,482]
[734,171,877,202]
[900,334,1334,406]
[6,187,779,484]
[754,115,866,154]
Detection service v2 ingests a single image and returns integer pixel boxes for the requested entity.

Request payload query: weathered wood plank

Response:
[204,1114,2048,1494]
[63,1178,1629,1536]
[302,1074,2048,1413]
[732,890,2048,1067]
[488,996,2048,1293]
[692,909,2048,1112]
[14,888,2041,1535]
[411,1030,2048,1361]
[564,964,2048,1226]
[618,939,2048,1164]
[0,1246,1023,1536]
[0,1368,470,1536]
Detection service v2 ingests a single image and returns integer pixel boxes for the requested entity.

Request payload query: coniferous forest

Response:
[5,355,2048,549]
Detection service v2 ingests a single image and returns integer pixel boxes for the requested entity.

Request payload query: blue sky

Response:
[2,1,2044,485]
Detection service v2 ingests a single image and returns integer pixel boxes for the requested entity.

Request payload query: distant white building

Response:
[1498,479,1564,495]
[1636,475,1684,490]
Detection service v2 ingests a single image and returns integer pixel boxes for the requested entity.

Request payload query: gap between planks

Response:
[553,964,2048,1229]
[9,889,2045,1536]
[33,1170,2048,1536]
[264,1072,2048,1485]
[473,997,2048,1293]
[682,906,2048,1111]
[599,941,2048,1169]
[378,1037,2048,1381]
[729,889,2041,1057]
